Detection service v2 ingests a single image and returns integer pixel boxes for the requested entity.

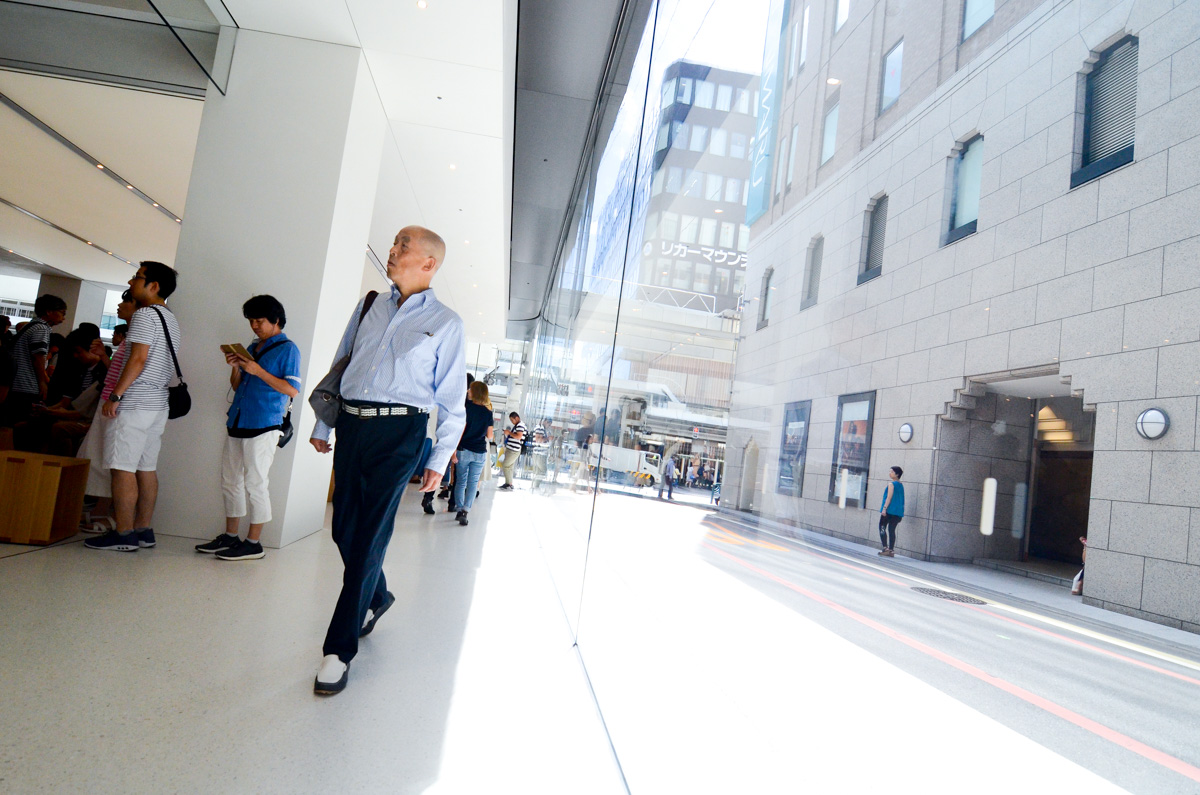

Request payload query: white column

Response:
[155,30,386,548]
[36,274,107,332]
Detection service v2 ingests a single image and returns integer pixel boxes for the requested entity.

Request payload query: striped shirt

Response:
[118,305,181,412]
[311,285,466,474]
[9,319,50,395]
[505,421,527,451]
[101,341,129,402]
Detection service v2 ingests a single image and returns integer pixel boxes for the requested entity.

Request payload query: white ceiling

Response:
[0,0,512,341]
[986,374,1072,399]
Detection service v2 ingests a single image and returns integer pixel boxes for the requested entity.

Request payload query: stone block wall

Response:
[727,0,1200,629]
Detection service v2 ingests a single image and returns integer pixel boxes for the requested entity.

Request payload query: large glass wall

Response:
[511,0,1200,788]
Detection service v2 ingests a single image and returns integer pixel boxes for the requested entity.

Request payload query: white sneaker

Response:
[314,654,349,695]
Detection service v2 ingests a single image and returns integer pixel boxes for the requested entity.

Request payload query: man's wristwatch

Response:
[107,393,123,403]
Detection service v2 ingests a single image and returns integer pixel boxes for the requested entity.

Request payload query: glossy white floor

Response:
[0,483,621,793]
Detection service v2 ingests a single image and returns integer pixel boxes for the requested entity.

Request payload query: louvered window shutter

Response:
[1086,39,1137,165]
[865,197,888,273]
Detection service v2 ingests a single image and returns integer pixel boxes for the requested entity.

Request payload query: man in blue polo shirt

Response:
[195,295,301,561]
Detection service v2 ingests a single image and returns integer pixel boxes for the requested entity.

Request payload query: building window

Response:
[730,132,748,159]
[661,78,676,108]
[656,122,670,152]
[800,236,823,309]
[821,103,839,164]
[835,0,849,32]
[645,211,659,239]
[715,267,731,293]
[694,262,713,292]
[665,167,682,193]
[962,0,993,40]
[787,125,800,187]
[719,221,736,249]
[775,145,788,198]
[690,124,708,151]
[672,260,692,289]
[777,400,812,497]
[859,195,887,284]
[800,7,810,67]
[947,136,983,244]
[680,214,699,244]
[657,258,673,286]
[695,80,715,109]
[716,84,733,111]
[678,77,693,104]
[738,224,750,251]
[725,177,742,204]
[828,392,876,507]
[742,180,749,205]
[683,170,703,198]
[661,211,679,240]
[733,269,745,296]
[651,170,664,196]
[788,21,800,78]
[758,268,775,329]
[736,89,750,114]
[706,174,723,201]
[709,127,728,156]
[880,40,903,113]
[699,218,717,246]
[1072,36,1138,189]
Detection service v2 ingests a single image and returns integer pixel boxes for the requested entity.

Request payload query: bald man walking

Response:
[310,226,466,695]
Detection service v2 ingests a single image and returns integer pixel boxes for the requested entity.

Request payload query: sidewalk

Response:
[714,506,1200,659]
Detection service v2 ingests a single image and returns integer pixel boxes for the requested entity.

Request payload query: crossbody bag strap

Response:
[346,291,379,364]
[252,338,290,362]
[149,306,183,379]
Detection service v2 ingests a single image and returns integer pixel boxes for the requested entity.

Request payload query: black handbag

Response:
[150,306,190,419]
[308,291,378,427]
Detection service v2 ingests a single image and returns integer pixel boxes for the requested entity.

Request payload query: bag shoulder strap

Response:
[252,338,290,362]
[149,306,183,380]
[346,291,379,360]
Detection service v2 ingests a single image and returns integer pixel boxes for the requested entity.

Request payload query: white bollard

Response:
[838,468,849,509]
[980,477,998,536]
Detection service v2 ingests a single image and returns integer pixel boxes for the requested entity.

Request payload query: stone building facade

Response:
[726,0,1200,631]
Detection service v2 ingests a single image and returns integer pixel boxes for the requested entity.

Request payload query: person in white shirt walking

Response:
[498,411,526,490]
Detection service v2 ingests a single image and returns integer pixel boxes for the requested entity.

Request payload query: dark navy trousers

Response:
[323,409,428,663]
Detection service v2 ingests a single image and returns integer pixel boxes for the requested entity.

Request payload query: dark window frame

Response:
[858,195,887,285]
[777,400,813,496]
[757,267,775,330]
[827,391,877,507]
[945,135,984,245]
[1071,36,1138,189]
[879,39,904,115]
[800,236,823,310]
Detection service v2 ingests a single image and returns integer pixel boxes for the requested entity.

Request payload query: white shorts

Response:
[103,408,169,473]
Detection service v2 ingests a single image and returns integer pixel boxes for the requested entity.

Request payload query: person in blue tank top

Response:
[878,466,904,557]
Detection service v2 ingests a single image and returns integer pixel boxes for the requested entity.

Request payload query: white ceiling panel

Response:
[348,0,503,69]
[0,202,133,285]
[0,102,181,266]
[0,70,202,213]
[367,52,503,138]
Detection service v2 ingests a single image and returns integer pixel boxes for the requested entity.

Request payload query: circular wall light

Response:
[898,423,914,444]
[1135,408,1170,440]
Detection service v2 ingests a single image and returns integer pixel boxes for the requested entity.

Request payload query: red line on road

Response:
[704,542,1200,785]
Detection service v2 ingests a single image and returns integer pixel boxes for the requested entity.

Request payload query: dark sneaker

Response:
[195,533,241,554]
[216,540,265,561]
[136,528,156,548]
[421,493,436,515]
[498,484,514,491]
[360,591,396,637]
[456,510,469,526]
[84,530,139,552]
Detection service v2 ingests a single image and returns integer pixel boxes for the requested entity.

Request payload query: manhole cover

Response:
[911,587,986,605]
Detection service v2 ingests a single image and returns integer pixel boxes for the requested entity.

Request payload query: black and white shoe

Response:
[498,484,514,491]
[359,591,396,637]
[195,533,240,554]
[216,540,265,561]
[314,655,349,695]
[84,530,139,552]
[456,510,469,526]
[136,528,156,548]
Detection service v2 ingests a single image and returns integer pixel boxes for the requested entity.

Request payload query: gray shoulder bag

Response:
[308,291,378,427]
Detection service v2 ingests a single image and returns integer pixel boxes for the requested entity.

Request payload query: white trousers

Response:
[221,432,281,524]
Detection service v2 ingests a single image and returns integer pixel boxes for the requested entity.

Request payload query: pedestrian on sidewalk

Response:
[308,226,466,696]
[878,466,904,557]
[662,455,676,500]
[498,411,525,490]
[1071,536,1087,595]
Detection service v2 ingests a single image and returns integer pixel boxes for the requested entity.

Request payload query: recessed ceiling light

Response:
[714,209,723,213]
[126,185,134,189]
[153,203,159,207]
[106,251,112,255]
[96,164,105,170]
[87,241,92,245]
[449,164,456,170]
[827,77,841,85]
[175,218,181,222]
[417,0,427,7]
